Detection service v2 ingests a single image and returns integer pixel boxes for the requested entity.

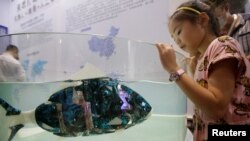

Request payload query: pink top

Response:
[193,36,250,141]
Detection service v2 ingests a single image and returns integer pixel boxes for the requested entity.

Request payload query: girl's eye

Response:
[177,29,181,35]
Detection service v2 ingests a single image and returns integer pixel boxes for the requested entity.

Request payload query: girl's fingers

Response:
[155,43,164,55]
[155,43,163,49]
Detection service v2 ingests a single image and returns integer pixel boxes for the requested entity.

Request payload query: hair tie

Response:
[176,7,201,14]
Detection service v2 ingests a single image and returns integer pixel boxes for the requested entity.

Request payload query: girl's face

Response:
[169,18,205,55]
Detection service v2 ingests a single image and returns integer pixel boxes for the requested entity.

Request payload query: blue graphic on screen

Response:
[88,26,119,58]
[22,59,30,81]
[22,59,48,81]
[31,60,48,78]
[22,60,30,72]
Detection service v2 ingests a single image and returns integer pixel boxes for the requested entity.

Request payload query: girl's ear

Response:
[198,12,209,28]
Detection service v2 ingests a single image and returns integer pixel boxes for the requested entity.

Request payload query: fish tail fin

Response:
[0,98,24,141]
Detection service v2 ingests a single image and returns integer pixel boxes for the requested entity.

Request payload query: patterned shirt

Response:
[231,13,250,56]
[193,36,250,141]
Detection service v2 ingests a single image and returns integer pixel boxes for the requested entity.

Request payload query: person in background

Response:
[202,0,250,61]
[156,1,250,140]
[0,44,25,82]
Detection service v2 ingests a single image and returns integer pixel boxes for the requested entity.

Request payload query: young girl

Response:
[156,1,250,141]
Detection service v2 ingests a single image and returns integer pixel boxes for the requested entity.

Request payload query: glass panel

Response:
[0,33,186,82]
[0,33,187,141]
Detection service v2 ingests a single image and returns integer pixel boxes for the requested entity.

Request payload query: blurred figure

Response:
[202,0,250,61]
[0,44,25,82]
[227,0,248,13]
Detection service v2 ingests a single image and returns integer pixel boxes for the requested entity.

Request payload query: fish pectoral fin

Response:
[8,124,24,141]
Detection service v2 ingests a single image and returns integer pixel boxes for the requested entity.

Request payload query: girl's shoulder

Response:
[216,35,238,44]
[205,35,242,60]
[210,35,240,50]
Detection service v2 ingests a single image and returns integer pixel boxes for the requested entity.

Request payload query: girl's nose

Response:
[175,37,182,46]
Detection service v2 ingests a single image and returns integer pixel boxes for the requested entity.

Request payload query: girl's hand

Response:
[155,43,179,73]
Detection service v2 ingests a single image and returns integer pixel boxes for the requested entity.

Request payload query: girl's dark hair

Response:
[170,0,220,36]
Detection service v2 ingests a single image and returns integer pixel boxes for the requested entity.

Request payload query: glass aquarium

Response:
[0,33,188,141]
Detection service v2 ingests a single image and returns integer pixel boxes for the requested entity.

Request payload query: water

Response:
[0,81,187,141]
[122,81,187,115]
[0,114,186,141]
